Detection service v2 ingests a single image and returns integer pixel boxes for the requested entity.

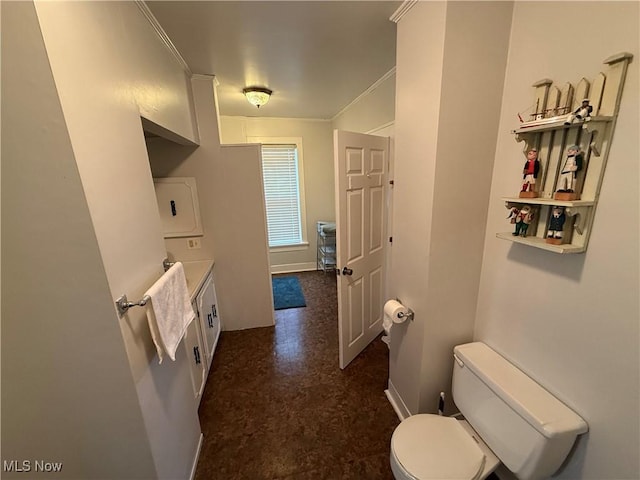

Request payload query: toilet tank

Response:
[452,343,588,480]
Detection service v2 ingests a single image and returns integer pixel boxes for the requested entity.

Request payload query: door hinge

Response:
[389,236,393,243]
[389,180,394,185]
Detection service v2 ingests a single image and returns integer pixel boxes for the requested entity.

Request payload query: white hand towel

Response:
[144,262,195,364]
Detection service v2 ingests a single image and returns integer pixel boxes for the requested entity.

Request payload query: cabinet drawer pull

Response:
[193,346,201,364]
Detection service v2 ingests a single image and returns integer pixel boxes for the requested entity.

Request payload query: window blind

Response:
[261,144,302,247]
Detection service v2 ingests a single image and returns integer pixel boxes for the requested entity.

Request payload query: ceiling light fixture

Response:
[243,87,272,108]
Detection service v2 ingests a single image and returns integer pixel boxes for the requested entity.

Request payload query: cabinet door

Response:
[183,301,206,405]
[153,177,203,238]
[197,273,221,370]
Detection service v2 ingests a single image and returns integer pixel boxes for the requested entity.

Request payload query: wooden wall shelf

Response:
[500,52,632,254]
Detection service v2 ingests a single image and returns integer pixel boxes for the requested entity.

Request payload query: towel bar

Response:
[115,258,175,316]
[116,294,151,316]
[163,258,176,272]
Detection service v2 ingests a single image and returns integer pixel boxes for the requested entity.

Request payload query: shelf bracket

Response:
[514,132,536,155]
[582,120,609,157]
[565,206,590,235]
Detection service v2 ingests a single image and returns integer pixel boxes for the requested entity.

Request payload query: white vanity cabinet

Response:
[183,300,206,404]
[196,273,221,371]
[182,262,221,406]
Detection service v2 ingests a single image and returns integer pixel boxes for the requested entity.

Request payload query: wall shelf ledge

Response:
[496,233,586,254]
[502,197,595,208]
[512,115,614,136]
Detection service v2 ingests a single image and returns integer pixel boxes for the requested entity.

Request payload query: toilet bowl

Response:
[390,414,499,480]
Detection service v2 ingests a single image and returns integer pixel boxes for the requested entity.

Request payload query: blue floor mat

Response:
[272,276,306,310]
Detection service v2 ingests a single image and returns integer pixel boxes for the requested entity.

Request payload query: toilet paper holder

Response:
[396,308,414,322]
[385,298,415,323]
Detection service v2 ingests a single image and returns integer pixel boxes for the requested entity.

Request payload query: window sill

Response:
[269,242,309,253]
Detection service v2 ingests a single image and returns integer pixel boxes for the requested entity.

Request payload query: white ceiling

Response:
[145,1,399,119]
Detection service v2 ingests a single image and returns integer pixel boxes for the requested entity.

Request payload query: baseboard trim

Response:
[189,433,203,480]
[270,262,317,274]
[385,380,411,421]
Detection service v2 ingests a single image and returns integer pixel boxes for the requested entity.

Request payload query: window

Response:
[254,139,307,248]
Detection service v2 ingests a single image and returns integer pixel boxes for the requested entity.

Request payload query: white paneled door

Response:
[334,130,389,369]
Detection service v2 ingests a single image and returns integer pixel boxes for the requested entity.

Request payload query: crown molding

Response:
[390,0,419,23]
[136,1,192,76]
[366,121,395,135]
[332,67,396,121]
[191,74,220,87]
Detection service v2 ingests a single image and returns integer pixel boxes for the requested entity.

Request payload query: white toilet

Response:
[390,342,588,480]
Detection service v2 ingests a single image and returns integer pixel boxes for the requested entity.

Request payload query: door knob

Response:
[342,267,353,276]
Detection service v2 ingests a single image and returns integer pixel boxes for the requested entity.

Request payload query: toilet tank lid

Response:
[454,343,588,439]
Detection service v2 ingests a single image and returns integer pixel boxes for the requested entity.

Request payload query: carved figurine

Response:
[507,206,519,224]
[512,205,535,237]
[555,145,583,199]
[546,206,566,244]
[520,148,540,198]
[564,99,593,125]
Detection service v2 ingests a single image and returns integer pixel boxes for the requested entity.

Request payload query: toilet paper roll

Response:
[384,299,408,324]
[382,315,392,336]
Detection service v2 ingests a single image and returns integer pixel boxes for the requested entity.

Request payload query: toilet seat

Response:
[390,415,487,480]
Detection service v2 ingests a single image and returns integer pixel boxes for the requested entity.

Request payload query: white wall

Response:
[332,69,396,135]
[220,116,335,272]
[2,2,156,478]
[3,1,203,478]
[146,76,221,264]
[216,144,275,330]
[388,0,446,415]
[148,80,274,332]
[389,1,513,416]
[475,3,639,479]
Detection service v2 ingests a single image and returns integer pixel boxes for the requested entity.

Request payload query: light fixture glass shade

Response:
[243,87,272,108]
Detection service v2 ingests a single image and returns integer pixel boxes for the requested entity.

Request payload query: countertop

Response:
[181,260,214,301]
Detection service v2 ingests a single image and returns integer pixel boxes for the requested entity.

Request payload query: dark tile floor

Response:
[195,271,400,479]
